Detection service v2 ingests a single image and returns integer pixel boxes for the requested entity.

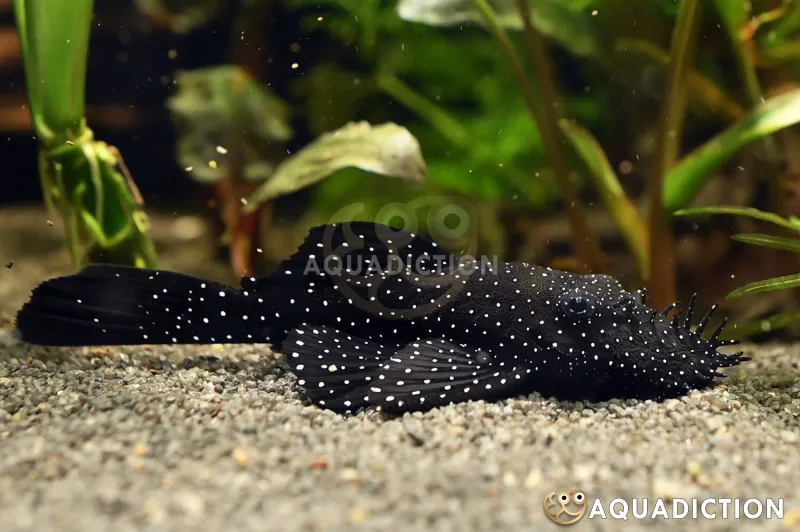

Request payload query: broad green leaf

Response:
[664,88,800,211]
[558,118,649,276]
[727,272,800,299]
[167,65,294,184]
[395,0,600,57]
[731,233,800,253]
[673,206,800,232]
[244,121,428,212]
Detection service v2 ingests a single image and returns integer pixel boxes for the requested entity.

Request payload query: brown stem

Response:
[513,0,609,273]
[647,0,702,308]
[473,0,609,273]
[230,207,260,277]
[215,0,275,276]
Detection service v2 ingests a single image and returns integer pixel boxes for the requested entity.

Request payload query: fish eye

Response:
[559,493,570,504]
[573,492,585,504]
[476,350,492,364]
[562,294,595,320]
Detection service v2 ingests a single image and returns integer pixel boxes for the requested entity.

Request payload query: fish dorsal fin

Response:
[283,221,451,277]
[247,222,457,293]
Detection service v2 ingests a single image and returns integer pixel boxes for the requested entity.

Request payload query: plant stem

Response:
[724,5,786,218]
[647,0,702,308]
[377,70,552,206]
[612,39,746,121]
[377,71,471,149]
[472,0,608,273]
[15,0,93,146]
[559,119,649,279]
[14,0,158,269]
[225,0,276,276]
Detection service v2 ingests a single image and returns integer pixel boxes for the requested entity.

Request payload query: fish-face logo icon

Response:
[543,490,587,525]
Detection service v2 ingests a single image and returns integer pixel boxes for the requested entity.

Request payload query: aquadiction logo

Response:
[544,491,588,525]
[543,490,785,525]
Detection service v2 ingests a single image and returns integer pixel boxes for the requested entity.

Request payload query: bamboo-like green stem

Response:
[14,0,158,269]
[647,0,702,308]
[15,0,93,145]
[472,0,608,273]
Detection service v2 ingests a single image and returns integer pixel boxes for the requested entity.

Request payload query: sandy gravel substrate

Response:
[1,207,799,531]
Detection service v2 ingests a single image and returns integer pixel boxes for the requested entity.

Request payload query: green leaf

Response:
[673,206,800,232]
[558,118,649,276]
[167,65,294,184]
[761,2,800,49]
[711,0,747,38]
[727,272,800,299]
[40,133,159,268]
[664,88,800,211]
[613,38,746,120]
[731,233,800,253]
[244,121,428,212]
[720,310,800,340]
[395,0,600,57]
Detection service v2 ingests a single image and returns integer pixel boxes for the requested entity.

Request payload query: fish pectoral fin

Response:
[282,324,397,414]
[374,337,530,411]
[283,325,530,413]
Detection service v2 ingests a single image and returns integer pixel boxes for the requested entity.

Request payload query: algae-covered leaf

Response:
[395,0,599,57]
[731,233,800,253]
[673,206,800,232]
[727,273,800,300]
[167,65,293,184]
[244,121,427,212]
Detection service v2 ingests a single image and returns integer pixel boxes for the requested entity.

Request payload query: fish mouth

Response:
[601,294,752,399]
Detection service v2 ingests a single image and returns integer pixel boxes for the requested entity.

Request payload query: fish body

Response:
[13,222,749,413]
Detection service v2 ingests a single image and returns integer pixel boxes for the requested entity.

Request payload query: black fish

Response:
[13,222,749,413]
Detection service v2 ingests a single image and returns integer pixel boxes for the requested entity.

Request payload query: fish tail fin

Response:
[14,264,271,346]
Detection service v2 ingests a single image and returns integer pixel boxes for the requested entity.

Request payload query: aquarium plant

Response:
[14,0,158,269]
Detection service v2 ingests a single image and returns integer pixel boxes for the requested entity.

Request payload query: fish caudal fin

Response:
[14,264,270,346]
[283,324,532,413]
